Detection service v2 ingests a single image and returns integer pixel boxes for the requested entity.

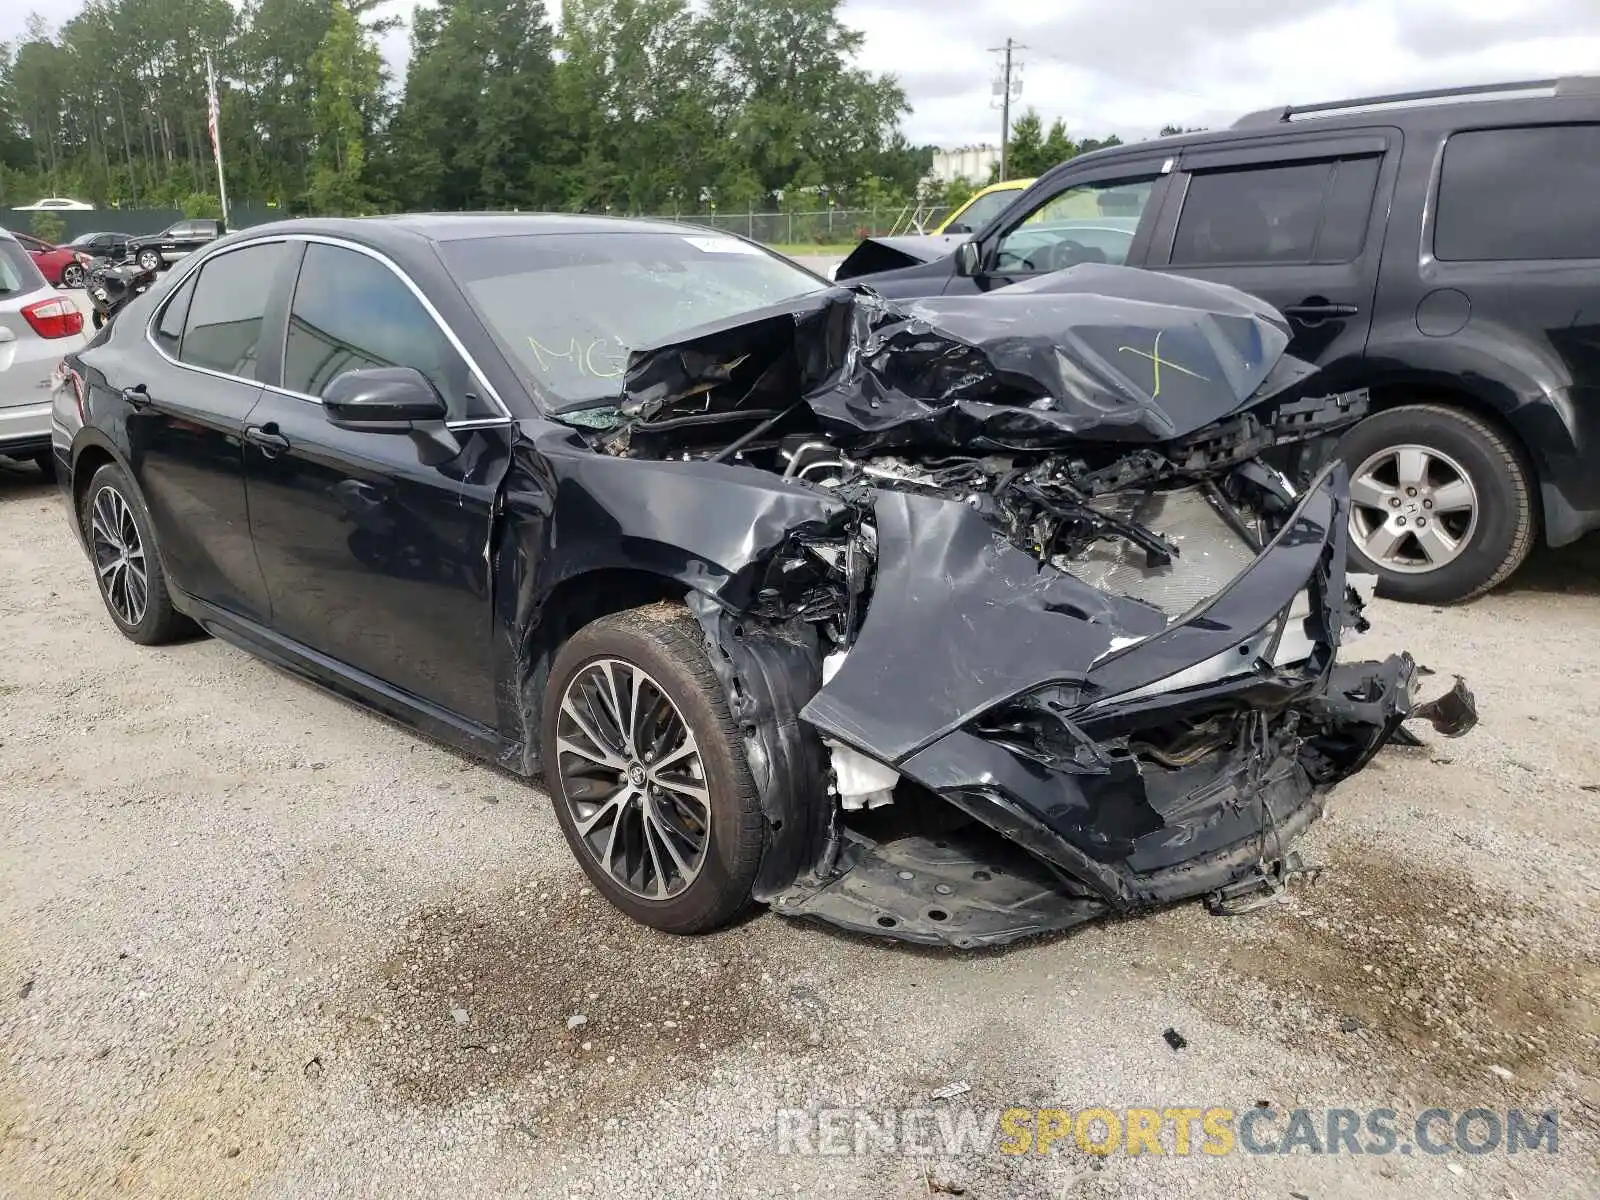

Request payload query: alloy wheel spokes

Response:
[89,487,148,626]
[1346,443,1480,574]
[555,658,711,900]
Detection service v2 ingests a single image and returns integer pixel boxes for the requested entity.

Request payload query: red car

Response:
[11,231,90,288]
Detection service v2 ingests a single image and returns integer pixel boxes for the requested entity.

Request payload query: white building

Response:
[929,145,1001,185]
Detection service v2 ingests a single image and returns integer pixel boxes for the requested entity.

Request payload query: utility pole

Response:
[988,38,1026,181]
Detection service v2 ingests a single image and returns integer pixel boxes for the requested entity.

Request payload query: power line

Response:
[988,38,1026,181]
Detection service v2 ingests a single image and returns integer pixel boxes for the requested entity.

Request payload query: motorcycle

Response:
[86,253,158,329]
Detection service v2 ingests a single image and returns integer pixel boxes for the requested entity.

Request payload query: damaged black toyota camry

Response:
[54,216,1475,948]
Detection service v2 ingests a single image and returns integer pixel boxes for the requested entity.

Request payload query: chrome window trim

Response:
[145,231,515,428]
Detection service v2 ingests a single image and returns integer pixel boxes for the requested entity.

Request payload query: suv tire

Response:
[540,604,765,934]
[1337,404,1534,604]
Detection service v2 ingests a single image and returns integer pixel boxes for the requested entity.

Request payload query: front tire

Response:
[540,605,765,935]
[1338,404,1534,604]
[61,263,85,288]
[78,463,193,644]
[136,250,161,272]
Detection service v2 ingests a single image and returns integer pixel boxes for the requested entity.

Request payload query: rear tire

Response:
[540,604,765,935]
[78,463,193,645]
[1337,404,1534,604]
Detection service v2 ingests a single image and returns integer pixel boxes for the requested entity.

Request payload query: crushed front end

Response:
[559,264,1478,948]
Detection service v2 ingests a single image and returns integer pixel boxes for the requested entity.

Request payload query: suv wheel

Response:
[539,605,765,935]
[1337,404,1534,604]
[136,249,161,272]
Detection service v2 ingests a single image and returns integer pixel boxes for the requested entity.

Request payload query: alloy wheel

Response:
[138,251,160,272]
[62,264,84,288]
[1348,443,1480,574]
[89,485,149,626]
[554,658,711,901]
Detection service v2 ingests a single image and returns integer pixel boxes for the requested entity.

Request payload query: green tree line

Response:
[0,0,932,219]
[0,0,1160,230]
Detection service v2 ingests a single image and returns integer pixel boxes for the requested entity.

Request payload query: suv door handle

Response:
[121,384,150,410]
[244,424,290,456]
[1283,301,1360,320]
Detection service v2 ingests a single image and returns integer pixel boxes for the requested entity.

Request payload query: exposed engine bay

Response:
[546,265,1478,947]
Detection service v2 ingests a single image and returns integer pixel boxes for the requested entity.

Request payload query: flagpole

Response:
[204,49,231,229]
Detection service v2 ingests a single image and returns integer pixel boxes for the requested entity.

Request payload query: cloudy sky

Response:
[5,0,1600,149]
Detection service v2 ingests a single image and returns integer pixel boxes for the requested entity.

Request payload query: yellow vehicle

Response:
[934,178,1036,235]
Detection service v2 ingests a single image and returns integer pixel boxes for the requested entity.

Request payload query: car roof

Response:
[234,212,716,246]
[1037,74,1600,186]
[968,179,1035,197]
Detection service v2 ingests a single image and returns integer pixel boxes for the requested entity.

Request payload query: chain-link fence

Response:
[15,204,956,247]
[627,207,956,244]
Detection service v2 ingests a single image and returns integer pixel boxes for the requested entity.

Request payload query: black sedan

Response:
[53,215,1473,948]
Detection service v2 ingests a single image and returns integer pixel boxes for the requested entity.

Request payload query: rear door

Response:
[1146,131,1401,385]
[124,240,294,621]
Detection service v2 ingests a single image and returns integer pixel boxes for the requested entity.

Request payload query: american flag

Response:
[206,62,221,161]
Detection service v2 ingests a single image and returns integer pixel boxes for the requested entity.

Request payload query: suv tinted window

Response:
[1435,125,1600,261]
[1170,157,1380,267]
[177,242,290,379]
[284,242,487,419]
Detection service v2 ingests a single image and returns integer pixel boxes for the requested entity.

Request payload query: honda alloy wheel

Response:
[1338,404,1534,604]
[539,605,764,934]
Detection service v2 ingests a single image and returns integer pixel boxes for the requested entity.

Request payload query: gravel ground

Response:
[2,454,1598,1199]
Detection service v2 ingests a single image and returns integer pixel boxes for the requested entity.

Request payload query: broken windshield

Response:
[441,231,830,412]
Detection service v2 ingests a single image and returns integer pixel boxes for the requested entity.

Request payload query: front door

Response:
[242,239,509,726]
[961,159,1176,294]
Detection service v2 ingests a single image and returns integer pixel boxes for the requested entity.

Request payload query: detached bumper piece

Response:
[773,829,1107,949]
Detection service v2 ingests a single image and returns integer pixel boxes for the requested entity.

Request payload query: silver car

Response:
[0,229,89,475]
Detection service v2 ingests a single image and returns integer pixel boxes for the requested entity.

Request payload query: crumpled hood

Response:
[831,233,967,281]
[620,263,1318,455]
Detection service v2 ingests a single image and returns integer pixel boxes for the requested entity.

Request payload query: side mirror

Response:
[955,241,982,277]
[323,366,447,431]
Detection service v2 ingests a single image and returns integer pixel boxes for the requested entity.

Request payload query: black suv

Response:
[839,77,1600,603]
[128,219,224,273]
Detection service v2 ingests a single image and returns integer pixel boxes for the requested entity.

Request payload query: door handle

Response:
[121,384,150,410]
[1283,301,1360,321]
[244,424,290,456]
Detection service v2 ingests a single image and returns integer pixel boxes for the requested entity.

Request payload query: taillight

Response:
[22,296,84,339]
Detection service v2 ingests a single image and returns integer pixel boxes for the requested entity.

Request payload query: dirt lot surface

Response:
[2,455,1598,1199]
